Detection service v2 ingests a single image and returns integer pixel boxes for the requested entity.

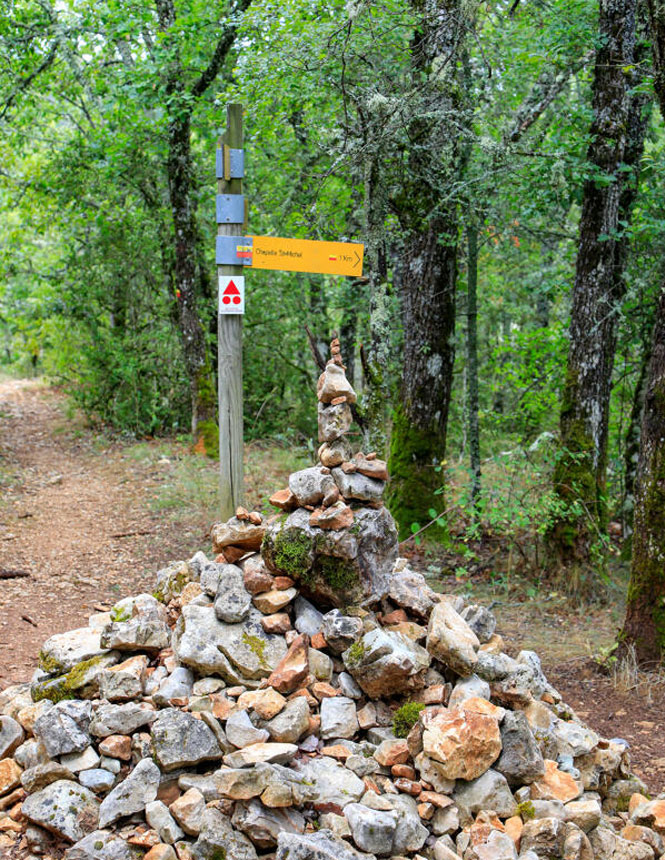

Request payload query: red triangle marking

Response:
[223,280,241,296]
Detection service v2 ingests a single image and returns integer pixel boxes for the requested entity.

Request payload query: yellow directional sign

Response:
[248,235,364,276]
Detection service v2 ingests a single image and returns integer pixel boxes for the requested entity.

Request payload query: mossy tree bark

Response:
[386,0,467,537]
[155,0,249,451]
[619,0,665,664]
[547,0,637,579]
[620,287,665,664]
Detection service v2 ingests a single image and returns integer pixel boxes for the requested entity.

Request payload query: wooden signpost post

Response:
[215,104,364,518]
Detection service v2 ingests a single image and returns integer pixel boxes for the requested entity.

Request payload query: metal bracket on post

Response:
[216,146,245,180]
[216,194,246,224]
[216,235,253,266]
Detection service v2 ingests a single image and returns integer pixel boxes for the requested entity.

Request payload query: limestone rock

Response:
[174,603,287,683]
[331,467,385,502]
[343,628,430,698]
[22,779,100,842]
[153,667,194,706]
[0,716,23,759]
[79,769,116,793]
[266,633,309,694]
[319,438,353,468]
[39,628,108,675]
[310,502,354,530]
[253,587,298,614]
[169,787,205,836]
[320,697,359,740]
[344,802,397,855]
[495,711,545,786]
[322,609,363,654]
[292,756,364,808]
[427,601,480,676]
[530,760,582,803]
[33,700,92,757]
[289,466,336,506]
[318,363,357,404]
[449,674,491,708]
[211,516,265,552]
[0,758,22,795]
[151,709,223,771]
[226,709,270,748]
[192,807,258,859]
[277,828,375,860]
[237,688,286,720]
[389,561,437,619]
[100,616,170,654]
[98,655,148,702]
[453,769,516,823]
[214,563,252,622]
[420,698,502,781]
[145,800,184,844]
[64,829,138,859]
[90,702,156,737]
[232,798,306,848]
[21,762,75,793]
[223,742,299,768]
[318,402,353,443]
[265,697,310,743]
[98,759,160,828]
[460,605,497,644]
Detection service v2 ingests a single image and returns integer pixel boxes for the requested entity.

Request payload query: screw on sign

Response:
[218,275,245,314]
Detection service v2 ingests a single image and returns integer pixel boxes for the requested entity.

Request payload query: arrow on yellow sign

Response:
[248,235,364,277]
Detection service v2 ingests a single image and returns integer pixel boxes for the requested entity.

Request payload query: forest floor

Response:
[0,377,664,793]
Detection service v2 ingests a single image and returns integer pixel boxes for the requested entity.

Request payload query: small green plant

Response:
[517,800,535,820]
[392,701,425,738]
[345,640,367,665]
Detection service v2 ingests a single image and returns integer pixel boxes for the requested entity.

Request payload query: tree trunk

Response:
[620,287,665,664]
[155,0,248,451]
[547,0,636,580]
[466,223,481,507]
[386,0,466,537]
[618,0,665,664]
[167,109,216,443]
[361,102,391,457]
[622,338,651,543]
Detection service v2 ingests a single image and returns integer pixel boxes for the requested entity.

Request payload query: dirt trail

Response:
[0,379,200,686]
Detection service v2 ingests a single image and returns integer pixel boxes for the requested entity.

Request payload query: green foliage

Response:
[392,702,425,738]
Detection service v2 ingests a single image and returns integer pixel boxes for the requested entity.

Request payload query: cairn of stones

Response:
[0,340,661,860]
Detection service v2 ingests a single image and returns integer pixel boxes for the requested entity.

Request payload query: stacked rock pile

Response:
[0,343,662,860]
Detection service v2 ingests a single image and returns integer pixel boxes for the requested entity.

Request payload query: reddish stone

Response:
[330,396,347,405]
[156,780,181,806]
[220,546,246,563]
[394,778,421,796]
[128,830,161,849]
[314,802,344,815]
[269,488,298,511]
[310,633,328,650]
[309,502,354,530]
[321,745,350,761]
[243,565,274,596]
[418,802,435,820]
[530,760,581,803]
[354,457,388,481]
[366,452,377,460]
[374,739,410,767]
[248,511,263,525]
[413,684,449,705]
[99,735,132,761]
[311,681,338,700]
[340,461,357,473]
[236,506,250,521]
[210,694,236,720]
[289,688,318,707]
[420,791,453,808]
[267,634,310,694]
[261,613,292,635]
[308,715,321,736]
[273,576,295,590]
[382,609,408,625]
[391,765,416,780]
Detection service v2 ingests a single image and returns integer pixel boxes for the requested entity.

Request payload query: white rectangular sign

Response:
[219,275,245,314]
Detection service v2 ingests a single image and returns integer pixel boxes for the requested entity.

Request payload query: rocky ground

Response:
[0,370,664,860]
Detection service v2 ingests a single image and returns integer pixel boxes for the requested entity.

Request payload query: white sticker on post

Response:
[219,275,245,314]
